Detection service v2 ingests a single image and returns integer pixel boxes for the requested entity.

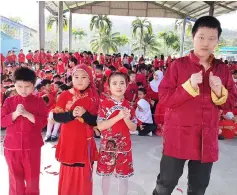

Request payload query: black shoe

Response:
[51,136,58,142]
[218,135,225,140]
[44,136,51,142]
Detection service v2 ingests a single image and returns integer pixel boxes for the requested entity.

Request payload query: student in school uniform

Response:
[153,16,237,195]
[1,67,48,195]
[53,64,99,195]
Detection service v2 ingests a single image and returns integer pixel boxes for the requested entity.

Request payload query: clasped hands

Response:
[117,108,131,121]
[190,71,222,97]
[73,106,86,117]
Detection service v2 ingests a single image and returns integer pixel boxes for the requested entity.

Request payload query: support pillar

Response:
[180,18,186,57]
[209,1,215,16]
[68,11,72,52]
[58,1,63,52]
[39,1,45,50]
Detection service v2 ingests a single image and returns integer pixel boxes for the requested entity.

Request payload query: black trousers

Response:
[153,155,213,195]
[137,123,157,136]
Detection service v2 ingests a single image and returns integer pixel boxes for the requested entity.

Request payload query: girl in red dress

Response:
[97,71,137,195]
[53,64,99,195]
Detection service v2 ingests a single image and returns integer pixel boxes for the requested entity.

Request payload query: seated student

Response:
[135,88,150,105]
[53,74,61,83]
[44,93,62,142]
[147,70,164,102]
[2,87,17,104]
[94,64,104,95]
[219,112,237,139]
[133,99,156,136]
[53,81,64,95]
[136,64,147,88]
[136,81,144,89]
[40,79,56,109]
[125,70,138,103]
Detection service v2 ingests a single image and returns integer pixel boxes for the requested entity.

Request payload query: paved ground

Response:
[0,132,237,195]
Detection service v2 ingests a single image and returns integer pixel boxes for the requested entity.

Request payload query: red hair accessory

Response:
[118,67,128,74]
[105,69,112,77]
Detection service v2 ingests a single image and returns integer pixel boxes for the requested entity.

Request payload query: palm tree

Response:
[90,15,112,33]
[90,30,126,54]
[72,28,87,41]
[158,31,180,56]
[174,19,193,36]
[46,15,68,32]
[131,18,153,55]
[132,33,160,57]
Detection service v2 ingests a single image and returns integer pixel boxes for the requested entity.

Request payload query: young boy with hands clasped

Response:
[1,67,48,195]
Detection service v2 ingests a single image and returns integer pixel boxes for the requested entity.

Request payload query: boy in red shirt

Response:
[26,50,33,65]
[18,49,25,64]
[125,70,138,103]
[40,79,56,109]
[1,67,48,195]
[136,64,147,88]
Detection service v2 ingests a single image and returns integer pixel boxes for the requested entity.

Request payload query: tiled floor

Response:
[1,133,237,195]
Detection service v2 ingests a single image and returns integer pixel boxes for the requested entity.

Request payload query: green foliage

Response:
[72,28,87,41]
[157,31,180,56]
[90,31,128,54]
[46,15,68,32]
[9,17,22,23]
[131,18,153,55]
[90,15,112,33]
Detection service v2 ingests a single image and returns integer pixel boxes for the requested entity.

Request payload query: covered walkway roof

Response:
[45,1,237,19]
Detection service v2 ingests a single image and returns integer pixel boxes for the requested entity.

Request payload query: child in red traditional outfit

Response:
[1,67,48,195]
[219,112,237,139]
[52,64,99,195]
[125,70,138,104]
[97,71,137,195]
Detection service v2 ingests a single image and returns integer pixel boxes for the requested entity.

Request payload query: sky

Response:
[0,1,237,31]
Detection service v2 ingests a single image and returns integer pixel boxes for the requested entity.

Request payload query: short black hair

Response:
[42,95,49,104]
[59,84,69,91]
[233,70,237,75]
[192,16,222,38]
[36,83,43,91]
[13,67,36,84]
[53,74,61,79]
[108,66,116,72]
[138,88,147,94]
[136,82,143,87]
[138,64,146,72]
[70,57,77,65]
[55,81,63,86]
[93,60,100,66]
[128,70,136,76]
[96,64,104,71]
[41,79,52,87]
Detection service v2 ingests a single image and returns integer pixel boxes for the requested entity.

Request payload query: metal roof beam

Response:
[162,1,167,6]
[215,2,235,11]
[170,1,181,9]
[64,1,71,10]
[70,1,103,13]
[151,1,187,18]
[189,4,209,15]
[178,2,195,12]
[52,1,58,8]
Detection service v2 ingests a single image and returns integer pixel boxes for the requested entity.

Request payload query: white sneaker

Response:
[130,131,138,135]
[148,132,152,136]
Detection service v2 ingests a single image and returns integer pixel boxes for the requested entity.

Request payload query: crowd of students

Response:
[1,16,237,195]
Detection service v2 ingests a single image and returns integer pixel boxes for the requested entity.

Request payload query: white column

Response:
[68,11,72,52]
[58,1,63,52]
[180,18,186,57]
[39,1,45,49]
